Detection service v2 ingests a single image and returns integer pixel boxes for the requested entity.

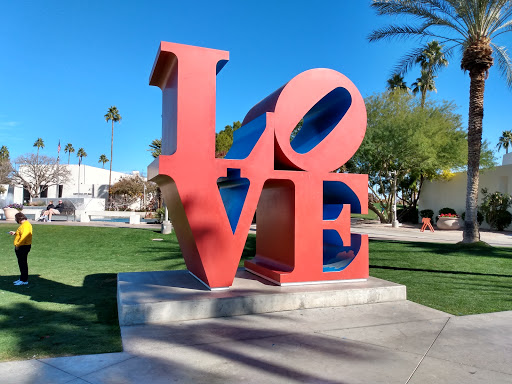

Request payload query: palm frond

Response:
[392,47,428,75]
[489,1,512,34]
[369,24,440,42]
[491,43,512,87]
[493,18,512,37]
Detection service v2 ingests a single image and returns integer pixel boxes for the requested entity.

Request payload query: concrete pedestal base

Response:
[160,220,172,234]
[118,269,406,326]
[129,215,141,225]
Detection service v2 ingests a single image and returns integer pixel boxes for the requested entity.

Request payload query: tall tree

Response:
[105,106,122,200]
[98,154,109,168]
[350,91,472,223]
[10,154,71,199]
[33,138,44,160]
[0,145,9,160]
[411,70,437,107]
[76,148,87,193]
[497,130,512,153]
[215,121,242,158]
[64,143,75,164]
[77,148,87,164]
[0,148,11,194]
[395,40,449,107]
[369,0,512,243]
[387,73,409,91]
[148,138,161,158]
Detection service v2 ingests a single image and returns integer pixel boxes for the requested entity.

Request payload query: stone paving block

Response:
[319,318,449,355]
[85,332,422,384]
[428,312,512,375]
[0,359,76,384]
[409,356,512,384]
[121,301,450,356]
[40,352,134,378]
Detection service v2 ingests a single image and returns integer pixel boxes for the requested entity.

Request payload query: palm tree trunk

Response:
[109,121,114,205]
[463,70,486,243]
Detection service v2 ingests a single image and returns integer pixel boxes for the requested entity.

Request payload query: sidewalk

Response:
[1,301,511,383]
[351,219,512,247]
[0,220,511,383]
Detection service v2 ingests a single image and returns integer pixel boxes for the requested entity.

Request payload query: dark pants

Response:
[15,245,31,282]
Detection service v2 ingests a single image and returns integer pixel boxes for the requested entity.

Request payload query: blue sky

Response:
[1,1,511,174]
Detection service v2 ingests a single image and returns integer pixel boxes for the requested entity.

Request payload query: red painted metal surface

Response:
[148,41,368,289]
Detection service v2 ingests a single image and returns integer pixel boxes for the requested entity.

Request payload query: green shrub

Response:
[438,207,457,215]
[461,211,484,226]
[420,209,434,219]
[156,207,166,223]
[435,207,457,222]
[397,207,419,224]
[480,188,512,231]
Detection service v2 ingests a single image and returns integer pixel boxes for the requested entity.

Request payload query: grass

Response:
[0,223,255,361]
[370,240,512,315]
[0,223,510,361]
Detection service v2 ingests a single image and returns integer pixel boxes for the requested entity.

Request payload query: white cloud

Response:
[0,121,20,129]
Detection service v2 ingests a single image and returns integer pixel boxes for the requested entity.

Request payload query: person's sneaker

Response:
[13,279,21,284]
[14,281,28,286]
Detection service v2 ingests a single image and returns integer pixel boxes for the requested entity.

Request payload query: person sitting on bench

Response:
[39,200,63,222]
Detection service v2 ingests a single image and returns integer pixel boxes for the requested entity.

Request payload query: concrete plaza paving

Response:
[0,220,511,383]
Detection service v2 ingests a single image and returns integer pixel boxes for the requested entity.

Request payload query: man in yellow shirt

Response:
[9,212,32,286]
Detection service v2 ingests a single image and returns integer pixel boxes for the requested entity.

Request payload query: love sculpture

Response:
[148,42,369,290]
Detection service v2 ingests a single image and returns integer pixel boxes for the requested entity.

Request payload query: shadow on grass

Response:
[370,239,512,259]
[0,273,122,360]
[370,265,512,279]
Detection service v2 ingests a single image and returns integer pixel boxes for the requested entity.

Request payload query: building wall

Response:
[418,164,512,229]
[2,164,139,207]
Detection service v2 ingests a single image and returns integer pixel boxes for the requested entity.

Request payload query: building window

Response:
[58,185,63,198]
[40,186,48,198]
[23,188,30,204]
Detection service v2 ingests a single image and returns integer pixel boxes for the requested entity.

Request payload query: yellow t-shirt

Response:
[14,220,32,247]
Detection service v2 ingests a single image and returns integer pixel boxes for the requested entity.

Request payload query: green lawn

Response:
[0,223,511,361]
[0,223,254,361]
[370,240,512,315]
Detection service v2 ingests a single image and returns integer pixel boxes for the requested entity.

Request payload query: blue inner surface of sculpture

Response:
[217,168,250,234]
[290,87,352,154]
[225,113,267,160]
[322,180,362,272]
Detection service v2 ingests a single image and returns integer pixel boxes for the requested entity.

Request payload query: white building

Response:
[418,153,512,230]
[1,164,139,209]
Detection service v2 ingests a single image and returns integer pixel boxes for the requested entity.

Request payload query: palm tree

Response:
[413,41,449,107]
[369,0,512,243]
[77,148,87,163]
[98,154,109,168]
[64,143,75,164]
[417,41,449,75]
[105,106,122,201]
[148,138,161,158]
[386,74,409,91]
[411,70,437,107]
[77,148,87,194]
[33,138,44,160]
[0,145,9,160]
[497,130,512,153]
